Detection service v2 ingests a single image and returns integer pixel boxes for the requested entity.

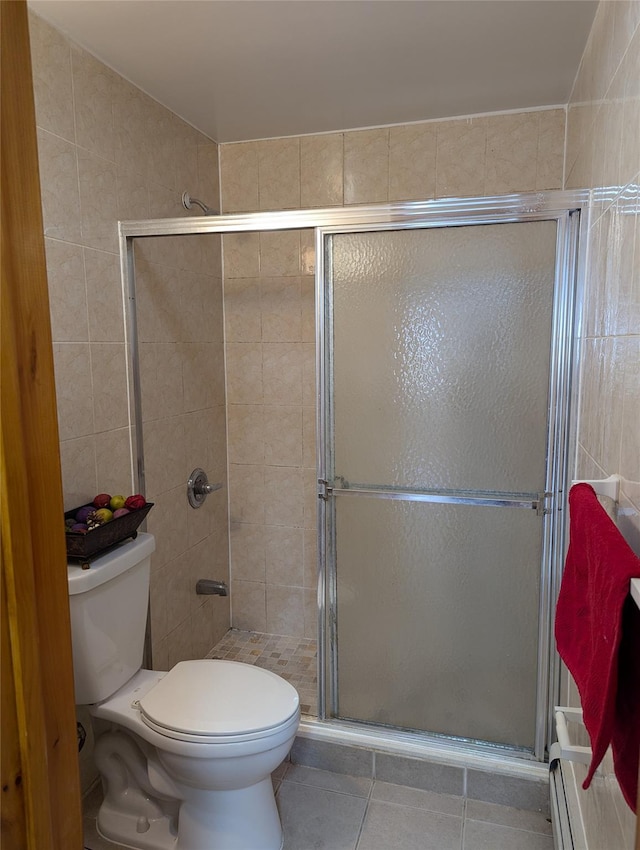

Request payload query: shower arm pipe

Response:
[181,191,215,215]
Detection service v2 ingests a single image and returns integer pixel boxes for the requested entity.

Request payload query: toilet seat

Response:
[137,660,300,744]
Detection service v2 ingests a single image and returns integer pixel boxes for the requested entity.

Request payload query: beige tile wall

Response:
[566,1,640,552]
[221,109,565,212]
[224,229,318,638]
[565,1,639,840]
[219,107,566,637]
[136,234,230,670]
[29,11,229,676]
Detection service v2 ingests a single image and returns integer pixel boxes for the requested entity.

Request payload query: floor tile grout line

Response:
[351,763,377,850]
[353,780,375,850]
[362,794,465,819]
[464,816,554,837]
[461,796,468,850]
[279,777,371,800]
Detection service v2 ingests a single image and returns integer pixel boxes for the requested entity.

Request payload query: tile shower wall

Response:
[564,1,639,842]
[136,233,230,669]
[566,0,640,552]
[223,228,318,639]
[29,10,229,680]
[220,108,566,637]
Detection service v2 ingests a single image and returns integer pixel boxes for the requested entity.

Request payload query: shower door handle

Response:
[325,481,551,512]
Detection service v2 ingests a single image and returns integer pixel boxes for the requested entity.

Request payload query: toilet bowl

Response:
[68,534,300,850]
[92,663,299,850]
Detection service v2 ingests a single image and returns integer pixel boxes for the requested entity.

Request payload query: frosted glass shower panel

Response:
[335,496,542,749]
[330,222,557,492]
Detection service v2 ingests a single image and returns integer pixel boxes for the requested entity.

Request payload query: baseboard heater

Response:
[549,707,590,850]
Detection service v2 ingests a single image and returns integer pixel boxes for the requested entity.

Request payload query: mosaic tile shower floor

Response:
[207,629,318,716]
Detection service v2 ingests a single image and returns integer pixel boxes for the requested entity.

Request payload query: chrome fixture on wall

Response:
[187,468,222,508]
[195,579,228,597]
[181,190,215,215]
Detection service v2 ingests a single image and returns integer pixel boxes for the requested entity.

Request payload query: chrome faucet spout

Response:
[195,579,228,596]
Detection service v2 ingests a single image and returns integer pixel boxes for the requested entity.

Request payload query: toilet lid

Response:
[137,660,300,737]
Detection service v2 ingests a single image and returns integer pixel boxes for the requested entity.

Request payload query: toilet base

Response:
[98,796,177,850]
[176,778,283,850]
[97,776,283,850]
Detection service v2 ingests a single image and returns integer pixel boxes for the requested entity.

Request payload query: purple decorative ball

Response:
[75,505,94,524]
[70,523,88,533]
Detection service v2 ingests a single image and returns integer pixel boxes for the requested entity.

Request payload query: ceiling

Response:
[29,0,598,143]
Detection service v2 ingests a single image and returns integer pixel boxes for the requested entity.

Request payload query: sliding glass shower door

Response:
[321,219,567,756]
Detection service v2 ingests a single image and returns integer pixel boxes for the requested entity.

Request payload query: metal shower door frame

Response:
[118,189,587,762]
[315,194,587,762]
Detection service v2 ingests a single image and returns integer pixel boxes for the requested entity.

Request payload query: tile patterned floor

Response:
[84,764,553,850]
[207,629,318,716]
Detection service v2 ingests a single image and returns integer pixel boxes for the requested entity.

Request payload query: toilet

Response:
[67,533,300,850]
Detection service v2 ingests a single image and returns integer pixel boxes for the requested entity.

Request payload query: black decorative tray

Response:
[65,502,153,565]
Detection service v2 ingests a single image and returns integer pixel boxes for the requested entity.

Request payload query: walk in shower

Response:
[120,191,585,770]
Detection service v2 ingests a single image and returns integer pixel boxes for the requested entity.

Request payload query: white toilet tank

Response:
[67,533,155,705]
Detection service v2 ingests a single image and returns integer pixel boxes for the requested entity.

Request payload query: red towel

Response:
[555,483,640,812]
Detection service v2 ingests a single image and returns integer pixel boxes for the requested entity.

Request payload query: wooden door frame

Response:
[1,1,83,847]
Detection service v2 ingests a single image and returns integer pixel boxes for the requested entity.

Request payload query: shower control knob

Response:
[187,468,222,508]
